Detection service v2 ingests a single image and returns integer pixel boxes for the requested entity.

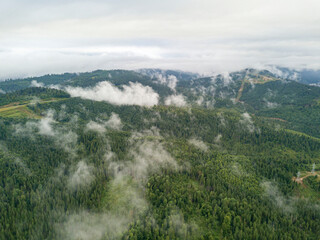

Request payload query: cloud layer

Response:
[0,0,320,79]
[66,81,159,106]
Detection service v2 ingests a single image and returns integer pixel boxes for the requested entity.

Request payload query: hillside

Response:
[0,69,320,239]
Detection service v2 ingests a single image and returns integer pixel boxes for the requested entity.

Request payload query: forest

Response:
[0,69,320,239]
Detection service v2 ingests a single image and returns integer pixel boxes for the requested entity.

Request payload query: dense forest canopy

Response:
[0,68,320,239]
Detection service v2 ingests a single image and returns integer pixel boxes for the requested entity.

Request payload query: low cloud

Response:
[167,209,199,239]
[164,94,187,107]
[265,100,279,109]
[86,112,122,133]
[221,72,232,86]
[152,73,178,92]
[68,161,95,191]
[59,132,178,239]
[57,211,132,240]
[188,138,208,152]
[14,110,78,157]
[214,134,222,143]
[109,139,177,182]
[106,113,122,130]
[38,110,55,136]
[31,80,44,87]
[0,142,31,175]
[65,81,159,106]
[240,112,257,133]
[261,181,295,214]
[86,121,107,133]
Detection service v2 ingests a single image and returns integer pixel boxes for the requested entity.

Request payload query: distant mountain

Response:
[136,68,200,81]
[266,66,320,85]
[1,67,320,137]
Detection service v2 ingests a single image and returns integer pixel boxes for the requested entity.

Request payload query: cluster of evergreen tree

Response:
[0,87,319,239]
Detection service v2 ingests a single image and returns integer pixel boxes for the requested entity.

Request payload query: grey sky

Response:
[1,0,320,79]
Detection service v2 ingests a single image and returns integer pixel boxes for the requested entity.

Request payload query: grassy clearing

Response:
[0,105,41,119]
[0,98,66,119]
[244,75,279,84]
[293,171,320,200]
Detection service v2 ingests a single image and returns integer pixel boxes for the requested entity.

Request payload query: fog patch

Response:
[86,113,122,133]
[167,75,178,91]
[265,100,279,109]
[86,121,107,133]
[0,88,5,94]
[130,126,161,139]
[196,96,204,105]
[59,178,148,239]
[109,140,177,182]
[164,94,187,107]
[130,140,178,179]
[218,113,226,127]
[231,162,248,177]
[48,84,63,90]
[265,66,300,81]
[31,80,44,87]
[166,209,199,239]
[222,72,232,86]
[214,134,222,143]
[261,181,295,214]
[211,72,232,86]
[14,110,56,137]
[106,113,122,130]
[0,142,31,175]
[58,104,68,121]
[68,161,95,191]
[154,73,178,92]
[59,133,178,239]
[65,81,159,106]
[240,112,257,133]
[57,211,131,240]
[13,110,78,157]
[38,110,55,136]
[188,138,208,152]
[14,121,38,140]
[28,97,41,106]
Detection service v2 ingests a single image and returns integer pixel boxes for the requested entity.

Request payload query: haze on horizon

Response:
[1,0,320,79]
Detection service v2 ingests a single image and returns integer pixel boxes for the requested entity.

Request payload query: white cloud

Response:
[265,100,279,109]
[14,109,78,157]
[86,121,106,133]
[240,112,256,133]
[66,81,159,106]
[214,134,222,143]
[57,211,133,240]
[153,73,178,91]
[261,181,295,214]
[106,113,122,130]
[86,113,122,133]
[221,72,232,86]
[167,75,178,91]
[68,161,95,191]
[164,94,187,107]
[31,80,44,87]
[0,0,320,78]
[38,110,55,136]
[188,138,208,152]
[109,140,177,182]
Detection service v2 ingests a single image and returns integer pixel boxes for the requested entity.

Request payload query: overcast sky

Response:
[1,0,320,79]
